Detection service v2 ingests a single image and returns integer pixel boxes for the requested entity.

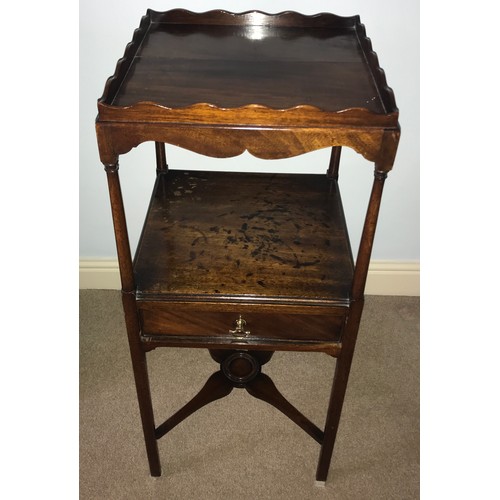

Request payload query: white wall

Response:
[80,0,419,262]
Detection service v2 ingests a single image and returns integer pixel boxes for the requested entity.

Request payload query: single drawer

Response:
[138,302,346,343]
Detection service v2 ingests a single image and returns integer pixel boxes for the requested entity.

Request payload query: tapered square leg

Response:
[315,355,351,481]
[128,344,161,476]
[122,292,161,476]
[316,299,364,482]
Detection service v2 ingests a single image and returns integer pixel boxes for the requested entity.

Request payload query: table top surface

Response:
[97,9,398,127]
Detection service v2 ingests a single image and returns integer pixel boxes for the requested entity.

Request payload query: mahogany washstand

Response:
[95,8,400,484]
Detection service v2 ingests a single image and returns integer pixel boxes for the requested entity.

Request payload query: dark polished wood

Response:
[327,147,342,180]
[154,348,324,446]
[99,9,397,124]
[96,122,398,168]
[246,373,324,444]
[134,171,353,302]
[95,8,400,485]
[154,141,168,174]
[155,371,234,440]
[96,8,399,168]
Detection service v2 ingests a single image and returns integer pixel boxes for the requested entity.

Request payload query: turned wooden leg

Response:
[154,141,168,174]
[105,162,161,477]
[327,146,342,180]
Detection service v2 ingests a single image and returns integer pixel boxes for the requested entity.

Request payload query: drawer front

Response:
[138,303,346,343]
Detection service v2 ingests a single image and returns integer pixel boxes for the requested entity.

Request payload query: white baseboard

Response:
[79,259,419,296]
[79,259,121,290]
[364,261,419,296]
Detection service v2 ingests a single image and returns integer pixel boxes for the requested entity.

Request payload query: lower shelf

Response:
[133,169,354,304]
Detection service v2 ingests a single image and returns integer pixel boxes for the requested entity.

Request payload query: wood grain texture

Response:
[133,170,354,303]
[97,9,398,129]
[94,8,401,482]
[98,12,151,110]
[96,8,400,172]
[98,102,397,127]
[138,307,345,342]
[148,9,358,28]
[95,122,397,170]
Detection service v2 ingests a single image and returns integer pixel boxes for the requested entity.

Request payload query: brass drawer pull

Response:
[229,315,251,337]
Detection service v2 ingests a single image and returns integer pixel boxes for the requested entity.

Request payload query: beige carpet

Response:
[80,291,419,499]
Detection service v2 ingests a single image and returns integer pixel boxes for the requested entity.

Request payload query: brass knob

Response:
[229,315,251,337]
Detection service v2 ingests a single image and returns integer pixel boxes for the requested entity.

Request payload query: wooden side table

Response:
[95,9,400,484]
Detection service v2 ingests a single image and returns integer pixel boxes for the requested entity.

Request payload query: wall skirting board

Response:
[79,259,419,296]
